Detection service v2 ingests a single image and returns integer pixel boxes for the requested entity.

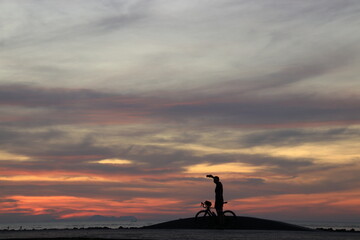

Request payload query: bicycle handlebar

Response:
[200,201,228,208]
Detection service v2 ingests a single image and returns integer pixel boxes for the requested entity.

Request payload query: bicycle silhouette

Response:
[195,200,236,226]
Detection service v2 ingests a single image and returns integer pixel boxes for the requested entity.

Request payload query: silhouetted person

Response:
[206,174,224,226]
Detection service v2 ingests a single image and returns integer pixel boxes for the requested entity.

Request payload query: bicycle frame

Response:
[200,201,217,217]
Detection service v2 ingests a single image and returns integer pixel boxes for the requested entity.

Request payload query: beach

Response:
[1,228,360,240]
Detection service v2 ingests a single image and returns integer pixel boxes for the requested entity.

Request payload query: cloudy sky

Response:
[1,0,360,223]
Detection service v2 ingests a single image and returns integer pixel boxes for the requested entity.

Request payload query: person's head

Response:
[213,176,220,183]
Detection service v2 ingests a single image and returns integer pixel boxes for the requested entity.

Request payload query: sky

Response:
[1,0,360,223]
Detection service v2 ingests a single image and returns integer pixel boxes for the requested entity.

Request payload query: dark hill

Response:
[144,216,311,231]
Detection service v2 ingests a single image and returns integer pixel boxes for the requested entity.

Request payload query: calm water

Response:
[0,220,160,231]
[0,220,359,231]
[289,220,360,231]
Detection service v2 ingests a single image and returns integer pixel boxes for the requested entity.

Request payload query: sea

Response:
[0,220,160,231]
[289,220,360,231]
[0,220,359,231]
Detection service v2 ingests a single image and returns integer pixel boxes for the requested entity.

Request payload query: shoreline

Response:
[1,217,359,240]
[1,225,359,233]
[1,216,359,233]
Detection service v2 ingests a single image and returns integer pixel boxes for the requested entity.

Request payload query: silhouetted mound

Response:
[144,216,311,231]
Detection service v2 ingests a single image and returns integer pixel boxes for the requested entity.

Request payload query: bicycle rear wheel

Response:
[223,210,236,217]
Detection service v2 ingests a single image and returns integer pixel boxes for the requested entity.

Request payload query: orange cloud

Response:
[1,196,183,219]
[230,191,360,217]
[0,167,143,183]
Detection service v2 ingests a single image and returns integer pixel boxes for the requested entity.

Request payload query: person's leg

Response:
[216,206,224,227]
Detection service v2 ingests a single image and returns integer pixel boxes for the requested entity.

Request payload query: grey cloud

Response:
[271,163,360,195]
[0,0,153,49]
[0,84,110,107]
[89,0,154,34]
[0,178,211,209]
[241,127,360,147]
[122,146,312,174]
[157,95,360,127]
[225,162,360,200]
[231,154,315,178]
[196,46,358,98]
[260,0,360,24]
[0,181,165,199]
[233,178,266,185]
[0,83,156,111]
[0,84,152,127]
[0,128,114,161]
[0,128,65,147]
[246,61,346,92]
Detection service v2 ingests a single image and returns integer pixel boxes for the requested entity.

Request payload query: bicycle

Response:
[195,200,236,227]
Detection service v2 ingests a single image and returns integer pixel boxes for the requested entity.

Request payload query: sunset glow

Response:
[0,151,31,162]
[1,0,360,224]
[95,158,133,165]
[186,163,263,174]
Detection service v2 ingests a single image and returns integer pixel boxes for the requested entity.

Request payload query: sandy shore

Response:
[1,228,360,240]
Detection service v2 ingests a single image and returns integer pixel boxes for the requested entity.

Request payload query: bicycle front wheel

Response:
[195,210,210,219]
